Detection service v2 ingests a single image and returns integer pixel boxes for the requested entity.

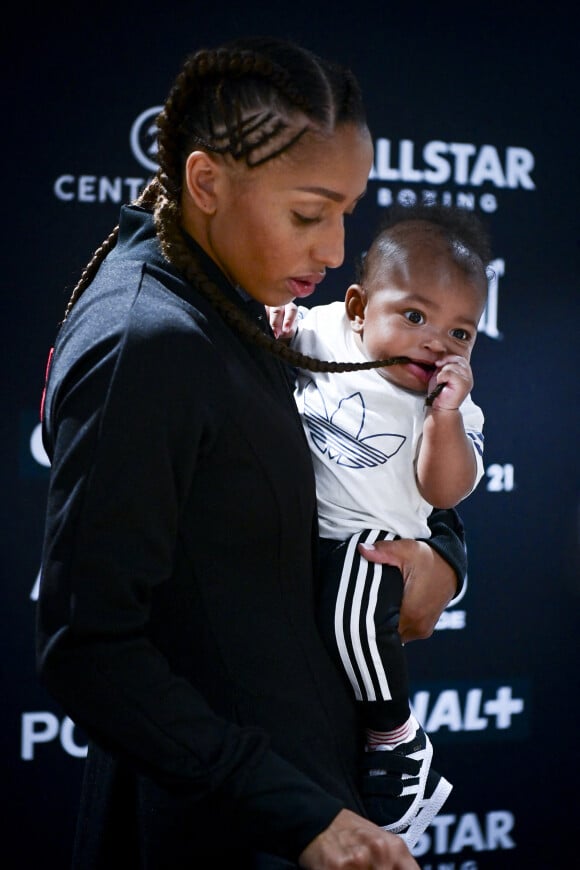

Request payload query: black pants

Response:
[317,530,411,731]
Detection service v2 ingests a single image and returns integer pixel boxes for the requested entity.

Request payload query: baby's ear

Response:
[345,284,366,333]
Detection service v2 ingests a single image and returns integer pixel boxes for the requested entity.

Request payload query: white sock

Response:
[366,715,416,750]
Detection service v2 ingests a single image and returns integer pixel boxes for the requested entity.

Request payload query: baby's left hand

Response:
[427,355,473,410]
[266,303,300,340]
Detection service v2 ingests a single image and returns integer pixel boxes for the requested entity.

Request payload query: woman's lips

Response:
[287,275,324,299]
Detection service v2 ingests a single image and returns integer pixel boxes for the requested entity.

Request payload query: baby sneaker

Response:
[360,715,452,848]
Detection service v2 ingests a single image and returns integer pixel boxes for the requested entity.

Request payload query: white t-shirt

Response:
[291,301,485,541]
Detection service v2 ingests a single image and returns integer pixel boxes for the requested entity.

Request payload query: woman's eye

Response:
[404,310,424,324]
[292,212,321,225]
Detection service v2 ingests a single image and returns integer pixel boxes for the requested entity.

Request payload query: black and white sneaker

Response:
[360,715,451,845]
[399,768,453,849]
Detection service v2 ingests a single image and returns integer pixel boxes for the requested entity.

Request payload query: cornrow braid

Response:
[156,43,314,199]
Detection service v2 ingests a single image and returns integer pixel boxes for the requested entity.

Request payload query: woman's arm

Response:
[359,507,466,643]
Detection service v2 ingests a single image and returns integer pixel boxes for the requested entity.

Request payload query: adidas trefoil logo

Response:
[303,380,406,469]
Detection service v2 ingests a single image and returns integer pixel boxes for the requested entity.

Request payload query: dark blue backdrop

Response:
[5,4,579,867]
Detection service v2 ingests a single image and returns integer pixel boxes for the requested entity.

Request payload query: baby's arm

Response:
[416,355,480,507]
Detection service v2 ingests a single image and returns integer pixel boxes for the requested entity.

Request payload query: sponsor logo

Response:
[53,174,148,203]
[130,106,162,171]
[21,712,87,760]
[52,105,162,203]
[411,680,529,742]
[371,139,535,213]
[412,810,516,863]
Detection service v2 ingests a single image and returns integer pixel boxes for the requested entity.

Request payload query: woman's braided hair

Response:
[62,37,408,374]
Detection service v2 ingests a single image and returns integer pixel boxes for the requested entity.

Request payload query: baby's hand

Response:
[427,355,473,410]
[267,303,300,341]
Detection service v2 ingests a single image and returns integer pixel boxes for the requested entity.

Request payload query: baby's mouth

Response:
[404,359,436,385]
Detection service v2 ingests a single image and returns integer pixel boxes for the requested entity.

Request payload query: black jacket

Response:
[37,206,466,868]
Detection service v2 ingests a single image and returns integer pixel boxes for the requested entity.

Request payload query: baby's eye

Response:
[451,328,470,341]
[404,310,424,325]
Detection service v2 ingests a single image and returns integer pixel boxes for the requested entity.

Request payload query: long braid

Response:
[62,225,120,320]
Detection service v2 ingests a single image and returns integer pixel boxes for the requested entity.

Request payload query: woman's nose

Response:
[312,220,345,269]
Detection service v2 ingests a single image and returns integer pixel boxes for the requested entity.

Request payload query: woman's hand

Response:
[358,539,456,643]
[299,809,419,869]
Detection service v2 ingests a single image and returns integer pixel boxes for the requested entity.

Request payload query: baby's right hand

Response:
[267,303,300,341]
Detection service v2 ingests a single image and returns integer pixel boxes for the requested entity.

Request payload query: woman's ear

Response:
[345,284,366,334]
[184,151,221,214]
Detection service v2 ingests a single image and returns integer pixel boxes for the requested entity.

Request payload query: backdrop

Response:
[4,4,579,868]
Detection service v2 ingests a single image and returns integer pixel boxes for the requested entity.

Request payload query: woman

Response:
[37,36,463,868]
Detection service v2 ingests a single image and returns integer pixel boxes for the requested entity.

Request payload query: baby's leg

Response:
[317,529,410,730]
